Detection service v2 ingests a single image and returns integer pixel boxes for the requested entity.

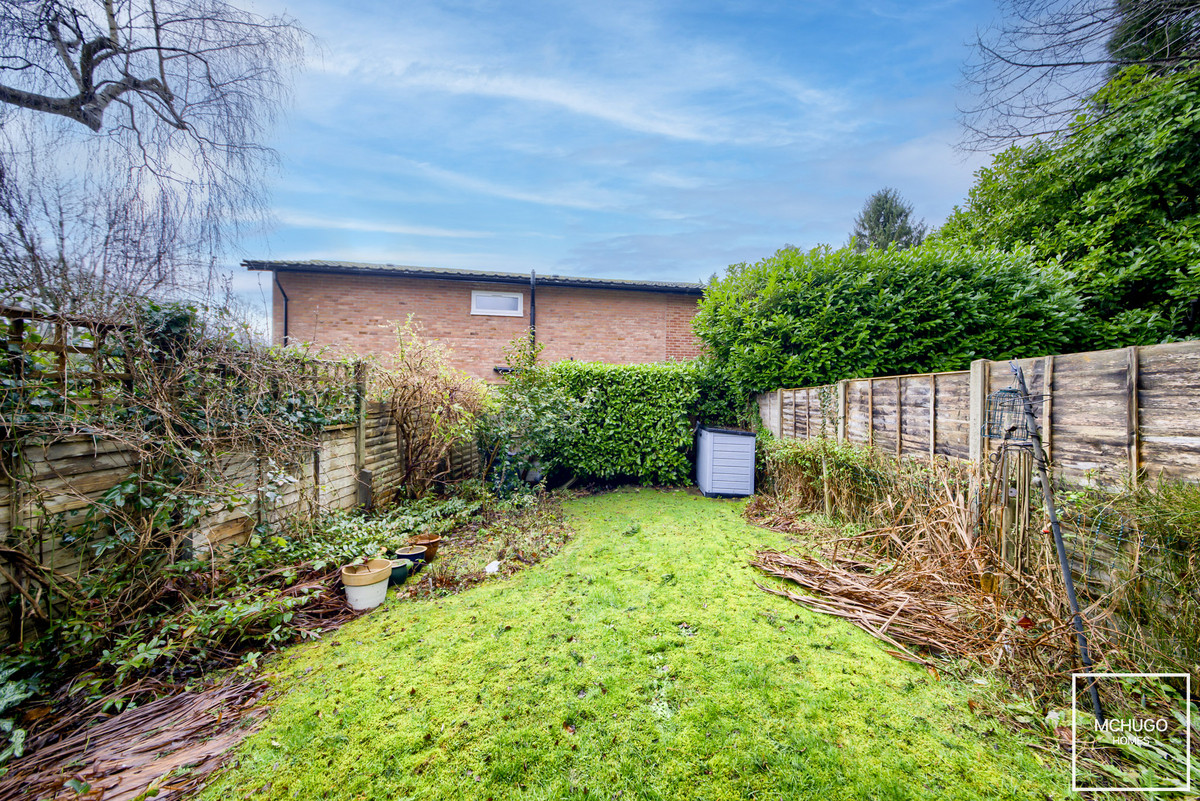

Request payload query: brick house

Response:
[245,260,705,381]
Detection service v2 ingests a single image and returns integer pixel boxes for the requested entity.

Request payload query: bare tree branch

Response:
[0,0,310,312]
[961,0,1200,149]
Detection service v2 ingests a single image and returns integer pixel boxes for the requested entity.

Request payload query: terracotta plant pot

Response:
[410,535,442,561]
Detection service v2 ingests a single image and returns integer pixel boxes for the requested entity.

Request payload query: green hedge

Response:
[692,243,1083,399]
[547,361,699,485]
[936,68,1200,347]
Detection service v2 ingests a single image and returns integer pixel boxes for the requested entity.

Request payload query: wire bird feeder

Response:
[984,386,1044,442]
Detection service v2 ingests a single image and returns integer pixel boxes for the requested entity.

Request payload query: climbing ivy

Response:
[0,299,361,704]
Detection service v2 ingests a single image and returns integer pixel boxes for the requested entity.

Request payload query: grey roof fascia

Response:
[244,260,704,296]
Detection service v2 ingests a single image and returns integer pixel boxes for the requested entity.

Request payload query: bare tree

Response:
[0,149,185,312]
[961,0,1200,148]
[0,0,308,313]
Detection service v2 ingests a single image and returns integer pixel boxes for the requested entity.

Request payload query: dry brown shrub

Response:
[752,436,1199,694]
[374,317,489,499]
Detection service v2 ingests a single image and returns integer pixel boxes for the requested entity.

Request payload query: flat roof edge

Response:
[244,260,704,296]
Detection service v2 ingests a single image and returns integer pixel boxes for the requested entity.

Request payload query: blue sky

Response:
[233,0,999,309]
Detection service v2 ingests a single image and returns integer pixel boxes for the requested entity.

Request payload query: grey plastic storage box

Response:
[695,426,756,497]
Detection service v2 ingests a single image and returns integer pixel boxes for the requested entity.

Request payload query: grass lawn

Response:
[203,489,1072,800]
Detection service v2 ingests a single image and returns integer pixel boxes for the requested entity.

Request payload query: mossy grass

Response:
[203,489,1071,800]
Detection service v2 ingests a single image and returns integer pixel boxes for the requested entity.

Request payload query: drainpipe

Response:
[273,271,290,345]
[529,270,537,344]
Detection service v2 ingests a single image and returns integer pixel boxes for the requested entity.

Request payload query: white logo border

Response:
[1071,672,1192,793]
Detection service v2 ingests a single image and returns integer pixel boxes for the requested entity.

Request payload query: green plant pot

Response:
[388,558,412,586]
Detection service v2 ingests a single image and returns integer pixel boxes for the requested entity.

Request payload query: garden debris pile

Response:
[0,679,268,801]
[750,436,1200,696]
[752,549,1076,671]
[748,438,1090,688]
[395,493,573,598]
[280,570,365,632]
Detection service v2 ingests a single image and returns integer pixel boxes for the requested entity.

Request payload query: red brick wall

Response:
[272,271,703,381]
[666,299,703,361]
[535,286,703,365]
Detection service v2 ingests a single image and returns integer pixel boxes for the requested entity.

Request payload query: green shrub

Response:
[477,336,591,496]
[229,496,484,574]
[690,355,753,429]
[936,68,1200,347]
[0,663,37,766]
[1060,479,1200,681]
[548,361,700,485]
[693,243,1082,398]
[482,342,748,486]
[9,495,486,704]
[1122,480,1200,552]
[759,437,903,523]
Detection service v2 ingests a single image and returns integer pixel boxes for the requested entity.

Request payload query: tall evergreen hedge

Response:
[547,361,699,485]
[692,243,1083,399]
[936,69,1200,347]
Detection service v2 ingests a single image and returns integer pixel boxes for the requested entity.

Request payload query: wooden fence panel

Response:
[846,379,871,445]
[1137,340,1200,481]
[871,378,899,455]
[757,392,781,438]
[808,387,818,438]
[934,373,971,459]
[899,377,930,457]
[756,341,1200,485]
[0,361,486,635]
[795,389,808,440]
[1024,349,1128,486]
[780,390,796,440]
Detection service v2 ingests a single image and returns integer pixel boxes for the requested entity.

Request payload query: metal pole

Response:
[1013,363,1105,725]
[529,270,537,344]
[273,271,289,345]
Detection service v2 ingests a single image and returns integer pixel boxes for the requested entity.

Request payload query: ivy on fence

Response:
[0,300,361,678]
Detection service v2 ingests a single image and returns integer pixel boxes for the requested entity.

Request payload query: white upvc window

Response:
[471,290,523,317]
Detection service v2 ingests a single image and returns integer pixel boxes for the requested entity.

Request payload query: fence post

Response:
[776,388,784,439]
[1126,347,1140,489]
[1041,356,1054,470]
[804,389,811,441]
[968,359,989,466]
[354,362,367,472]
[966,359,991,557]
[895,376,903,458]
[928,374,937,459]
[867,378,874,447]
[6,448,24,551]
[837,380,848,443]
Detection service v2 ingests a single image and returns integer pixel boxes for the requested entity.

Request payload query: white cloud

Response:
[644,170,708,190]
[266,244,541,273]
[396,159,632,212]
[295,0,850,149]
[273,210,492,239]
[392,66,733,144]
[236,0,989,283]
